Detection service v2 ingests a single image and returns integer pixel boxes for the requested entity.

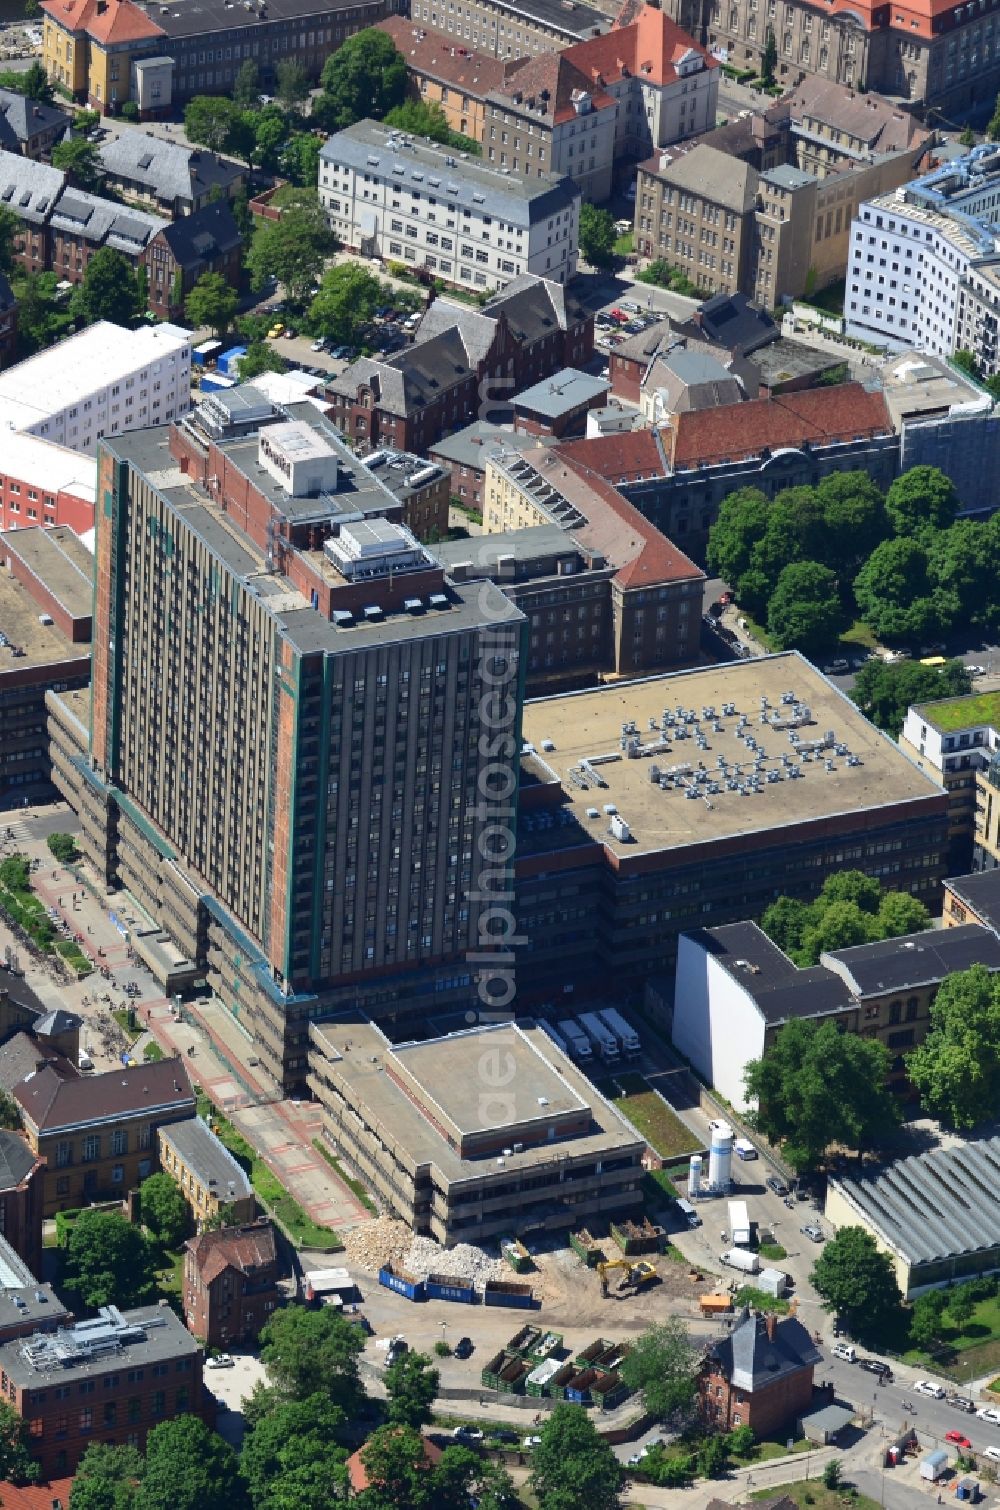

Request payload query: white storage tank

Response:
[688,1153,702,1196]
[708,1119,734,1189]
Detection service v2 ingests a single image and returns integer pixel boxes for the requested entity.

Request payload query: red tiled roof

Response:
[556,427,667,485]
[347,1432,443,1492]
[566,2,716,90]
[41,0,164,41]
[665,383,892,469]
[375,17,507,94]
[500,52,617,123]
[186,1222,277,1287]
[0,1480,75,1510]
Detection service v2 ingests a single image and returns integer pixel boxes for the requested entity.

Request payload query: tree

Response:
[238,342,286,381]
[52,136,102,190]
[246,195,334,304]
[15,270,75,356]
[909,1289,948,1348]
[119,101,140,122]
[383,1350,438,1428]
[766,559,843,654]
[851,656,971,737]
[948,1284,977,1327]
[529,1404,624,1510]
[135,1418,244,1510]
[0,854,30,891]
[383,98,480,154]
[853,536,939,643]
[578,204,617,268]
[877,890,931,939]
[22,61,54,104]
[907,964,1000,1129]
[0,1091,20,1130]
[0,1399,39,1484]
[760,895,812,955]
[815,472,889,576]
[960,125,976,146]
[71,1443,143,1510]
[0,204,19,280]
[240,1393,348,1510]
[811,1226,903,1338]
[249,105,289,174]
[308,261,386,345]
[761,25,778,86]
[46,831,79,864]
[184,96,248,156]
[823,1460,843,1490]
[884,465,960,537]
[926,519,993,628]
[64,1209,157,1309]
[73,108,102,135]
[618,1318,699,1422]
[139,1172,188,1250]
[727,1425,755,1457]
[276,59,310,113]
[72,247,143,327]
[281,132,322,187]
[233,60,261,107]
[952,348,979,378]
[816,870,882,913]
[705,486,770,589]
[184,271,238,338]
[259,1304,365,1412]
[355,1426,432,1510]
[696,1435,728,1479]
[204,1201,239,1232]
[314,30,408,130]
[744,1018,899,1172]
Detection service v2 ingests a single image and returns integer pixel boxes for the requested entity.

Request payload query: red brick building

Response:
[183,1222,280,1348]
[327,275,593,454]
[0,1132,45,1280]
[700,1308,820,1437]
[0,1303,208,1477]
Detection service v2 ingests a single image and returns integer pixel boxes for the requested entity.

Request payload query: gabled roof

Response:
[498,49,617,124]
[186,1221,277,1287]
[555,427,668,484]
[14,1057,194,1133]
[641,142,758,212]
[414,297,497,367]
[374,18,507,94]
[822,922,1000,998]
[566,2,716,90]
[0,1479,75,1510]
[0,1128,40,1192]
[158,199,242,268]
[0,90,70,146]
[664,383,892,468]
[709,1307,820,1392]
[33,1008,81,1039]
[332,327,474,415]
[485,272,587,338]
[786,75,931,155]
[0,149,64,225]
[98,131,242,204]
[944,868,1000,935]
[40,0,164,44]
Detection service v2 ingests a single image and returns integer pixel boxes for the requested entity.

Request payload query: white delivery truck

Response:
[577,1011,620,1064]
[598,1007,641,1058]
[720,1248,760,1274]
[557,1018,593,1061]
[728,1200,752,1247]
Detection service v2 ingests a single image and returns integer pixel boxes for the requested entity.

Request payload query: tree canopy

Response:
[352,1427,512,1510]
[184,270,238,338]
[383,1350,439,1429]
[744,1017,899,1172]
[314,30,408,131]
[383,98,480,155]
[238,342,286,382]
[0,1399,39,1484]
[70,1443,144,1510]
[851,656,972,737]
[767,560,844,653]
[578,205,617,268]
[72,247,144,327]
[884,464,959,536]
[240,1393,348,1510]
[907,964,1000,1129]
[618,1317,699,1422]
[246,194,334,304]
[139,1172,189,1250]
[760,869,932,967]
[529,1404,624,1510]
[136,1418,245,1510]
[810,1225,903,1339]
[64,1209,157,1310]
[15,270,75,356]
[259,1304,366,1413]
[51,136,102,190]
[308,262,387,345]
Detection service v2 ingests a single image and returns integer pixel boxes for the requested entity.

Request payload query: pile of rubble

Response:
[342,1216,504,1285]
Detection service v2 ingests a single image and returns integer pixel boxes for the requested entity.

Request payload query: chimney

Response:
[765,1312,776,1341]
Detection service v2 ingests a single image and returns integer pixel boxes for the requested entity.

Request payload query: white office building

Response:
[319,120,581,292]
[845,146,1000,357]
[0,320,192,455]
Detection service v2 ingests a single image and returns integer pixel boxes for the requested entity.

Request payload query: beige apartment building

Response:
[308,1017,645,1246]
[636,139,923,306]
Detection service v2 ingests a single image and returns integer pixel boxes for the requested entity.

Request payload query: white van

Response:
[78,1048,94,1073]
[832,1343,857,1363]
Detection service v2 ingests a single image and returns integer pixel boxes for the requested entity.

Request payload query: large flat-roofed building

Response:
[0,533,91,808]
[825,1137,1000,1295]
[514,652,950,1007]
[673,918,1000,1109]
[67,406,526,1092]
[308,1017,644,1245]
[413,0,610,59]
[319,121,580,293]
[0,1303,206,1476]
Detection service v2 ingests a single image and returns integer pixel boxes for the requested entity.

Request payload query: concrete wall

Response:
[672,935,765,1110]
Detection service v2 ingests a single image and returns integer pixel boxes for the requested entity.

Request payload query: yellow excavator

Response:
[598,1257,657,1298]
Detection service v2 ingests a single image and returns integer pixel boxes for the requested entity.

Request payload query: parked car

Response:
[859,1359,893,1382]
[915,1380,946,1399]
[267,324,284,339]
[454,1336,474,1359]
[825,658,850,674]
[310,337,326,352]
[831,1343,856,1363]
[945,1431,973,1449]
[522,1435,542,1449]
[453,1426,483,1443]
[976,1405,1000,1423]
[984,1446,1000,1464]
[950,1396,977,1413]
[766,1176,789,1196]
[205,1353,234,1369]
[800,1224,823,1242]
[620,299,640,312]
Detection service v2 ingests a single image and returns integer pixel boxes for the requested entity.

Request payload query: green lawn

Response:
[902,1290,1000,1378]
[759,1242,787,1261]
[112,1007,143,1044]
[198,1097,342,1251]
[840,619,878,651]
[918,689,1000,733]
[611,1073,702,1159]
[735,1284,791,1314]
[54,938,93,977]
[614,230,633,256]
[751,1483,878,1509]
